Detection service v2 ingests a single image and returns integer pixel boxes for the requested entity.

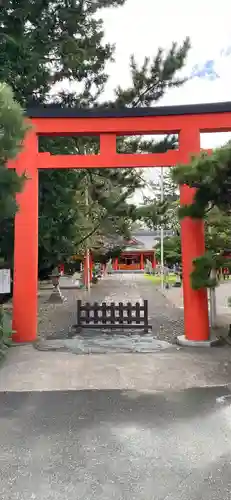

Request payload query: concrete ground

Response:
[1,273,231,393]
[1,387,231,499]
[1,343,231,392]
[2,274,231,499]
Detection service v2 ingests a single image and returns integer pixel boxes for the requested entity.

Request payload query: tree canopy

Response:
[0,0,190,273]
[172,143,231,288]
[0,82,28,263]
[0,83,27,221]
[155,235,181,266]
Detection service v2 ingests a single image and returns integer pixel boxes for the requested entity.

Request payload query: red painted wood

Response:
[12,131,38,342]
[10,106,225,342]
[179,128,209,341]
[31,112,231,135]
[35,150,180,169]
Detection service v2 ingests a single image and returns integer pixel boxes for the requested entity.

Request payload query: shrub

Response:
[0,307,13,361]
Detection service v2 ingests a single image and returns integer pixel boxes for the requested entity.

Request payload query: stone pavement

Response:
[38,273,184,346]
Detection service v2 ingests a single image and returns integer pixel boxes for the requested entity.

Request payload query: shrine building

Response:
[112,229,173,271]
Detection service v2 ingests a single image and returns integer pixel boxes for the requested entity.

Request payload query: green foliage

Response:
[153,168,179,203]
[135,202,161,229]
[138,170,180,231]
[0,0,126,105]
[113,38,190,107]
[172,143,231,289]
[191,209,231,290]
[0,307,13,360]
[0,0,190,271]
[155,235,181,266]
[0,82,28,163]
[190,252,221,290]
[0,83,28,263]
[154,206,231,287]
[205,208,231,255]
[38,163,141,271]
[172,144,231,219]
[0,0,132,270]
[93,245,124,264]
[0,166,24,222]
[133,170,181,268]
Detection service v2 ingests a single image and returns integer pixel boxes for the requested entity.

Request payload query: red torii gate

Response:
[8,102,231,344]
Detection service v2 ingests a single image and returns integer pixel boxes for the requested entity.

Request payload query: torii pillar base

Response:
[176,335,217,347]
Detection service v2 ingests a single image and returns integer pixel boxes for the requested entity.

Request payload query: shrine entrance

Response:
[112,232,157,271]
[113,253,155,271]
[8,102,231,343]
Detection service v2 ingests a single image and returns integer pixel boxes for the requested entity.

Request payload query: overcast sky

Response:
[101,0,231,116]
[98,0,231,202]
[55,1,231,202]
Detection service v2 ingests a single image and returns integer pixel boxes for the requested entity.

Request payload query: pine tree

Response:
[111,40,190,108]
[172,143,231,288]
[0,0,126,105]
[0,83,28,263]
[0,0,130,271]
[0,0,190,272]
[134,169,180,235]
[155,235,181,266]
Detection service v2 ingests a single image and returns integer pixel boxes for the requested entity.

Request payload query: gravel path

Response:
[38,274,184,344]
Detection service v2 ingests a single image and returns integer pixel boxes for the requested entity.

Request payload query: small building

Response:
[112,229,173,271]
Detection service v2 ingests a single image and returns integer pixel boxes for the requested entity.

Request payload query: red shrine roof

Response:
[123,229,174,253]
[126,238,140,246]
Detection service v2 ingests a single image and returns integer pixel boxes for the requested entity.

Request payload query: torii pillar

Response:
[12,130,38,342]
[178,127,210,345]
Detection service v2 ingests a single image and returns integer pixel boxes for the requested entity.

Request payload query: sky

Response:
[101,0,231,116]
[54,0,231,203]
[99,0,231,202]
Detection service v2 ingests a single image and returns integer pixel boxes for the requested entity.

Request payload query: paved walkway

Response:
[1,386,231,500]
[2,272,231,393]
[1,274,231,392]
[38,274,184,344]
[2,275,231,499]
[1,342,231,392]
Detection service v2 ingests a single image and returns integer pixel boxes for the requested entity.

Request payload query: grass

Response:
[144,273,177,285]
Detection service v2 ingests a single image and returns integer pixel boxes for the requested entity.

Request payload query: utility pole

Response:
[160,167,164,290]
[85,186,91,294]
